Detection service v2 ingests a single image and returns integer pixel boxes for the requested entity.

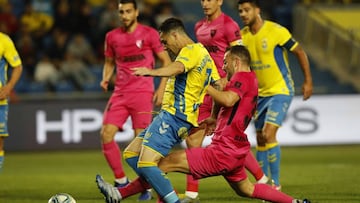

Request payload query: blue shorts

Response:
[138,110,193,157]
[254,95,292,130]
[0,105,9,137]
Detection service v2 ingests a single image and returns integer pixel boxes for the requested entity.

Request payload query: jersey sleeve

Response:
[224,17,242,45]
[148,28,165,54]
[175,45,200,73]
[104,33,114,58]
[210,61,220,83]
[276,24,298,51]
[226,73,247,98]
[4,36,21,67]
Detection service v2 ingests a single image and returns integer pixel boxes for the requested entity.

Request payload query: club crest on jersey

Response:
[261,38,268,50]
[210,29,217,38]
[136,40,143,48]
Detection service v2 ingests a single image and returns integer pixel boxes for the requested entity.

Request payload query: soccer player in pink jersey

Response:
[182,1,266,201]
[159,45,311,203]
[99,0,171,201]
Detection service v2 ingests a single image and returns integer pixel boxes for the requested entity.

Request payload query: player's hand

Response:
[302,81,313,100]
[132,67,152,76]
[100,80,109,92]
[0,85,12,100]
[200,117,217,136]
[153,89,164,106]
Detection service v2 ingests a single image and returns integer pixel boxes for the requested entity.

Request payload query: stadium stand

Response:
[3,0,359,96]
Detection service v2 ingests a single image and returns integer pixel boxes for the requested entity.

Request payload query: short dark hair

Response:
[238,0,260,8]
[226,45,251,66]
[158,17,186,35]
[119,0,137,9]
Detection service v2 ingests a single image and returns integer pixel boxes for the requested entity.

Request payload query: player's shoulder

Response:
[265,20,289,33]
[222,13,237,24]
[106,27,123,37]
[240,26,251,35]
[195,18,206,29]
[137,23,158,33]
[0,32,12,43]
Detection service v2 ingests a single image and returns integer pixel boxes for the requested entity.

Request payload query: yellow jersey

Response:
[241,21,298,97]
[162,43,220,126]
[0,32,22,105]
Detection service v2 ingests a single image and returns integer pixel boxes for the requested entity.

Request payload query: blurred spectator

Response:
[138,2,157,28]
[0,1,19,38]
[31,0,54,17]
[34,54,60,90]
[20,2,54,49]
[45,28,69,68]
[15,32,38,78]
[66,33,98,65]
[8,0,26,18]
[59,52,96,90]
[53,0,73,33]
[87,0,106,16]
[98,0,121,34]
[154,2,175,27]
[68,1,96,43]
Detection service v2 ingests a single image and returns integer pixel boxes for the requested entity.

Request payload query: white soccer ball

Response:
[48,193,76,203]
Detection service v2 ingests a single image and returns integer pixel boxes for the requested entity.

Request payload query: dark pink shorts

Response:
[186,145,248,182]
[103,92,153,130]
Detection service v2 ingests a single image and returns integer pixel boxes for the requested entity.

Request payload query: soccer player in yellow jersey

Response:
[0,32,23,172]
[238,0,313,190]
[96,18,220,203]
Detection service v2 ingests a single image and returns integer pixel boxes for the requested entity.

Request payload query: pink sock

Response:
[252,183,293,203]
[245,151,264,181]
[186,174,199,192]
[119,177,151,199]
[102,141,125,178]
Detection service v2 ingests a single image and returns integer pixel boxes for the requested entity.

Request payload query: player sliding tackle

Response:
[95,43,312,203]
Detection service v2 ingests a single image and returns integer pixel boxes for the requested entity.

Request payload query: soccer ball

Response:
[48,193,76,203]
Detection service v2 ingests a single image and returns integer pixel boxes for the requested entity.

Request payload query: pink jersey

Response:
[211,71,258,157]
[104,24,164,93]
[195,13,241,78]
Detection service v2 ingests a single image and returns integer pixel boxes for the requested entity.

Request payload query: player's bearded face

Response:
[238,3,258,26]
[118,3,138,28]
[223,52,234,81]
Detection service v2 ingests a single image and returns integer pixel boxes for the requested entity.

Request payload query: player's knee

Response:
[137,161,158,176]
[100,127,116,143]
[123,150,139,162]
[235,181,254,198]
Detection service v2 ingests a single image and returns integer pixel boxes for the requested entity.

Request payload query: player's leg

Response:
[228,178,299,203]
[254,97,269,178]
[182,94,212,201]
[0,105,8,172]
[138,111,191,203]
[244,150,268,183]
[101,94,131,186]
[263,123,281,189]
[128,92,154,200]
[183,129,205,202]
[262,95,292,189]
[0,137,4,172]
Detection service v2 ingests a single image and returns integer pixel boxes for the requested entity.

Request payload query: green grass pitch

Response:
[1,145,360,203]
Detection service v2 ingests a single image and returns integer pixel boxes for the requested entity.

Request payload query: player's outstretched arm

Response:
[132,61,185,77]
[292,44,313,100]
